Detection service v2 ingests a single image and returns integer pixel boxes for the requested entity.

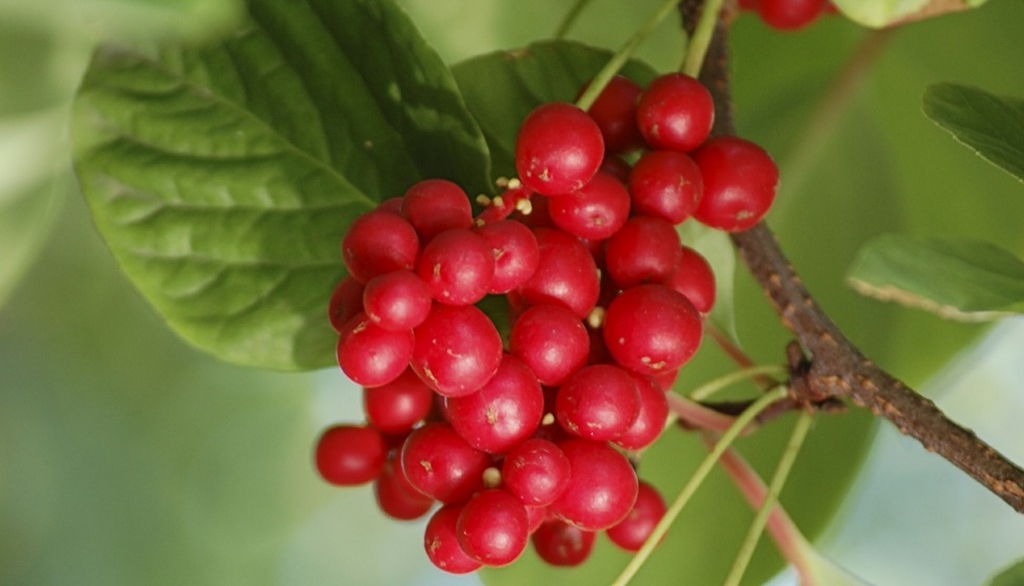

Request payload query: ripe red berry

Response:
[374,457,435,521]
[758,0,826,30]
[515,102,605,196]
[456,489,530,567]
[612,372,670,451]
[327,276,365,334]
[314,424,387,486]
[516,228,600,319]
[663,245,716,313]
[400,422,491,504]
[336,312,414,388]
[401,179,473,241]
[549,439,638,531]
[629,149,704,224]
[604,216,683,288]
[411,304,503,397]
[606,480,667,552]
[425,504,482,574]
[693,136,779,232]
[341,211,419,283]
[501,438,572,508]
[547,171,632,241]
[603,284,703,376]
[509,304,589,387]
[476,220,541,294]
[363,368,435,434]
[636,73,715,152]
[362,269,432,331]
[555,364,641,442]
[445,354,544,454]
[532,520,596,567]
[416,228,495,306]
[581,75,645,153]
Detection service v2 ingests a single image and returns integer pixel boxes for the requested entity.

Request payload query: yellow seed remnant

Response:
[515,198,533,215]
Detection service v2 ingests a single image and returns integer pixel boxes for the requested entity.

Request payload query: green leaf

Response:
[847,234,1024,321]
[988,558,1024,586]
[72,0,490,370]
[923,82,1024,184]
[830,0,988,28]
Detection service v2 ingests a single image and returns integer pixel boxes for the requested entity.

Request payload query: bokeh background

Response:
[2,1,1023,584]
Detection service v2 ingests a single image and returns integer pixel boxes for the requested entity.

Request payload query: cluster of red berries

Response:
[739,0,837,30]
[314,71,779,573]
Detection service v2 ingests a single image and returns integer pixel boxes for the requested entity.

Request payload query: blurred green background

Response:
[2,1,1024,585]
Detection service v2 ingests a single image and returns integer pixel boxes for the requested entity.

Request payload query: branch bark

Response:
[680,0,1024,513]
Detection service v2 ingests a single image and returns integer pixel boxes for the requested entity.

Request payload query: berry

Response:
[663,245,716,313]
[425,504,483,574]
[758,0,826,30]
[515,102,605,196]
[341,211,419,283]
[501,438,571,508]
[445,354,544,454]
[416,228,495,306]
[314,424,387,486]
[411,304,503,397]
[516,228,600,319]
[532,520,596,567]
[604,216,683,288]
[581,75,645,153]
[550,439,638,531]
[555,364,641,441]
[402,179,473,241]
[636,73,715,152]
[613,372,670,451]
[603,284,703,376]
[456,489,530,566]
[606,480,667,552]
[363,368,435,434]
[327,276,365,334]
[374,457,435,521]
[509,304,589,387]
[336,312,414,388]
[693,136,779,232]
[362,270,432,330]
[400,422,491,504]
[547,171,631,241]
[629,149,703,224]
[476,220,541,294]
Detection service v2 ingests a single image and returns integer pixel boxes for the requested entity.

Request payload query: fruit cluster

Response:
[314,71,779,573]
[739,0,836,30]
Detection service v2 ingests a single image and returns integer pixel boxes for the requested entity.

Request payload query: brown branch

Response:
[680,0,1024,512]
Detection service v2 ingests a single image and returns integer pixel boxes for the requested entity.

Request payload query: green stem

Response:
[722,410,815,586]
[610,386,789,586]
[553,0,593,39]
[688,364,786,401]
[574,0,683,111]
[680,0,725,77]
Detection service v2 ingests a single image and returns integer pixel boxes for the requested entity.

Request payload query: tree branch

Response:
[680,0,1024,513]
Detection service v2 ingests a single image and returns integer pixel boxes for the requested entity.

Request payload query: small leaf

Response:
[831,0,986,28]
[923,82,1024,184]
[988,557,1024,586]
[72,0,490,370]
[847,233,1024,321]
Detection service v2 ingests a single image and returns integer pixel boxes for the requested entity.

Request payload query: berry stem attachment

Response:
[553,0,594,39]
[688,364,787,401]
[574,0,686,111]
[722,410,814,586]
[610,385,789,586]
[680,0,726,77]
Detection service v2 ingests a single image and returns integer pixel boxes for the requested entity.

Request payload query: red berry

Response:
[336,312,414,388]
[363,368,435,434]
[445,354,544,454]
[532,520,596,566]
[516,228,600,319]
[341,211,419,283]
[416,228,495,306]
[402,179,473,241]
[411,305,503,398]
[314,424,386,486]
[550,439,638,531]
[603,284,703,376]
[636,73,715,152]
[581,75,645,153]
[606,480,667,552]
[515,103,605,196]
[425,504,482,574]
[509,304,590,387]
[476,220,541,294]
[456,489,530,567]
[501,438,572,508]
[629,149,704,224]
[374,457,435,521]
[555,364,641,442]
[362,270,432,331]
[604,216,683,288]
[400,423,491,504]
[612,373,670,451]
[663,245,716,313]
[327,276,365,334]
[693,136,779,232]
[548,171,632,241]
[758,0,826,30]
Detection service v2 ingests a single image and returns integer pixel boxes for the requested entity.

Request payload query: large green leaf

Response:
[848,234,1024,321]
[72,0,490,370]
[923,83,1024,184]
